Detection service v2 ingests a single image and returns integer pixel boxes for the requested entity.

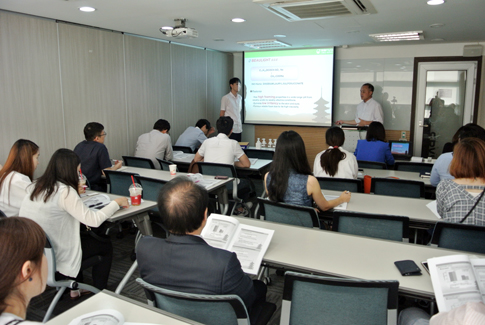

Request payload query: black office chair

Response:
[358,160,387,170]
[104,170,140,196]
[394,162,433,173]
[316,177,363,193]
[371,178,425,198]
[258,198,321,228]
[0,209,6,218]
[156,158,177,172]
[244,149,274,160]
[122,156,155,169]
[430,222,485,254]
[172,146,193,153]
[281,271,399,325]
[333,211,410,242]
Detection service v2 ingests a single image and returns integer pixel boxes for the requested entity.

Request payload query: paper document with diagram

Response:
[201,214,274,275]
[428,254,485,312]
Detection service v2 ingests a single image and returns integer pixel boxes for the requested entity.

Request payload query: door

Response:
[413,61,478,158]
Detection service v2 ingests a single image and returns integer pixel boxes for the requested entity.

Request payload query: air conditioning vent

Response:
[254,0,377,21]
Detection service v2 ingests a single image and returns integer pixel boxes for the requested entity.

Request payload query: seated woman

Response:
[0,140,39,216]
[0,217,47,324]
[314,127,358,179]
[354,122,394,166]
[437,138,485,226]
[20,149,128,298]
[264,130,351,211]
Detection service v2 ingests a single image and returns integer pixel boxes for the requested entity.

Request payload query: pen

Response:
[88,202,103,208]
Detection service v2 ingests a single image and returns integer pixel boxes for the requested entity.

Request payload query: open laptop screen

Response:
[390,141,411,156]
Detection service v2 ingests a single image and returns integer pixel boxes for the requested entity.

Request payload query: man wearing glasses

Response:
[74,122,122,192]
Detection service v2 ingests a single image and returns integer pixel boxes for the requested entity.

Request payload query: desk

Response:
[121,167,233,215]
[236,217,485,300]
[360,168,432,186]
[322,190,439,228]
[46,290,200,325]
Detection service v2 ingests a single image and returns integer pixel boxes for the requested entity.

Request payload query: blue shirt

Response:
[354,140,395,165]
[430,152,454,187]
[175,126,207,152]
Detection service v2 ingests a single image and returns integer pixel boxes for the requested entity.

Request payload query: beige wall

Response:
[0,11,233,176]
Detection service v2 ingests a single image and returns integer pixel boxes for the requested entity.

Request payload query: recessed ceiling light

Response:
[429,23,445,28]
[431,38,444,41]
[79,6,96,12]
[161,26,173,30]
[232,18,245,23]
[370,31,423,42]
[274,34,286,38]
[214,39,224,42]
[427,0,445,5]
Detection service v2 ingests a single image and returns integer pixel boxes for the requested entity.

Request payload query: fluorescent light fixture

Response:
[370,31,423,42]
[161,26,173,30]
[274,34,286,38]
[429,23,445,28]
[237,39,291,49]
[79,6,96,12]
[231,18,246,23]
[427,0,445,5]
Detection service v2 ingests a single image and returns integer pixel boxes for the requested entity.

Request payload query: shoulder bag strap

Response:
[459,189,485,223]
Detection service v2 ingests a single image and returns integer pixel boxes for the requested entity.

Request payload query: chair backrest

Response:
[280,271,398,325]
[258,198,320,228]
[156,158,176,171]
[44,235,76,288]
[358,160,387,170]
[430,222,485,254]
[244,149,274,160]
[316,177,363,193]
[136,278,249,325]
[333,211,409,242]
[122,156,155,169]
[371,178,425,198]
[104,170,140,196]
[197,162,238,195]
[135,175,167,202]
[394,162,433,173]
[0,209,6,217]
[173,146,193,153]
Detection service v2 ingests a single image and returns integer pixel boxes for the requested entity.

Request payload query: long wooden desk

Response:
[46,290,200,325]
[236,217,484,300]
[322,190,440,228]
[359,168,432,186]
[170,153,272,174]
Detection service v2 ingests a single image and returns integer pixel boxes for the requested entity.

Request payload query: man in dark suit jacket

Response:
[137,177,271,323]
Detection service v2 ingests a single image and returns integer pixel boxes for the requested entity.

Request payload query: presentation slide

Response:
[244,48,334,127]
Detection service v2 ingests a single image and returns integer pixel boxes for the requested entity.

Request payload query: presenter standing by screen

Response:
[220,77,243,142]
[336,83,383,126]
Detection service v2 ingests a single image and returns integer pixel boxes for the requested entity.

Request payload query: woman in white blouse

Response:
[0,217,47,325]
[313,127,358,179]
[20,149,128,298]
[0,139,39,216]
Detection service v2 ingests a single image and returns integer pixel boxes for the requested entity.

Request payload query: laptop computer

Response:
[390,141,412,160]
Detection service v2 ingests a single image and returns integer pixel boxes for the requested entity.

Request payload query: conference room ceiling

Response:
[0,0,484,52]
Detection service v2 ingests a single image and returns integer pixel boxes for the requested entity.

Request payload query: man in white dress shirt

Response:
[220,77,243,142]
[336,83,383,126]
[134,119,173,169]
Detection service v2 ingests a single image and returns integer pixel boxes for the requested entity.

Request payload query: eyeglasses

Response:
[100,133,107,137]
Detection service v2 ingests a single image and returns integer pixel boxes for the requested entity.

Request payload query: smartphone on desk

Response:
[215,175,229,179]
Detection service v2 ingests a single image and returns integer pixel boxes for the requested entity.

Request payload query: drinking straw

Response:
[79,168,83,178]
[131,175,136,187]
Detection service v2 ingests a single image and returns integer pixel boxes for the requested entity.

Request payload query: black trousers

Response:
[249,279,269,324]
[229,132,242,142]
[56,233,113,290]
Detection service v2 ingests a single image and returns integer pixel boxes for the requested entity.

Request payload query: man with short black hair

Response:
[74,122,122,191]
[336,83,383,126]
[220,77,243,142]
[137,177,273,323]
[134,119,173,169]
[174,119,215,152]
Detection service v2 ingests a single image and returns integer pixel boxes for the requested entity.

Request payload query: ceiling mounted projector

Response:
[160,18,198,39]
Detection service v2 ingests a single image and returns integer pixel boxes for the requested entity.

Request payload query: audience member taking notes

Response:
[265,130,350,211]
[313,126,358,179]
[0,217,47,325]
[175,119,215,152]
[0,140,39,216]
[136,177,275,324]
[335,83,383,126]
[20,149,129,299]
[134,119,173,169]
[354,121,395,166]
[74,122,122,192]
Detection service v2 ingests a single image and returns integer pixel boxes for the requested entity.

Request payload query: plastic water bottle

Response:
[273,139,277,148]
[255,138,261,149]
[268,139,273,148]
[262,138,267,148]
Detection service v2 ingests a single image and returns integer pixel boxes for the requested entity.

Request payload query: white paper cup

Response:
[169,164,177,175]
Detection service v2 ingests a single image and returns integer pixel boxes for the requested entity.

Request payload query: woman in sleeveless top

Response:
[264,131,350,210]
[0,217,47,324]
